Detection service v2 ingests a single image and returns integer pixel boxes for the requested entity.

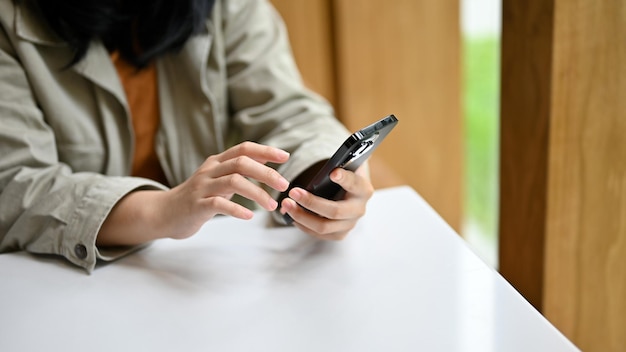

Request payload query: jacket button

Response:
[74,244,88,259]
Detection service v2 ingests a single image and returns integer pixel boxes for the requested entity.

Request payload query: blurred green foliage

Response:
[463,36,499,240]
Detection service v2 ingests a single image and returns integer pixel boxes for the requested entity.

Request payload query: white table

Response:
[0,186,578,352]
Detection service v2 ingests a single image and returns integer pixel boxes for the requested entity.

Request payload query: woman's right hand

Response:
[162,141,290,239]
[97,142,290,246]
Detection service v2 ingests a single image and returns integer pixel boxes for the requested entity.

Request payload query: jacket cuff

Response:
[62,177,167,274]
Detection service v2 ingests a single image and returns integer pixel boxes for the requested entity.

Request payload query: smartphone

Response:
[280,114,399,224]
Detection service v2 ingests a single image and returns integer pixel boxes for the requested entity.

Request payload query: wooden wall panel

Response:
[270,0,336,106]
[270,0,407,191]
[333,0,462,230]
[543,1,626,351]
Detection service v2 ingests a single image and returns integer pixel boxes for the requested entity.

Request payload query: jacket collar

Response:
[72,41,128,109]
[14,1,128,111]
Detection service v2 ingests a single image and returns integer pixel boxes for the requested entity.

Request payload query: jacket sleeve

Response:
[0,26,166,273]
[221,0,351,199]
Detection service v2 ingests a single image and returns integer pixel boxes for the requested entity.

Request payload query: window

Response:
[461,0,501,267]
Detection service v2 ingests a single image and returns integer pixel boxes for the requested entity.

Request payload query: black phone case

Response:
[281,114,399,224]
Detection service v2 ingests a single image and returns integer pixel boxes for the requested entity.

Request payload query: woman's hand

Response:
[162,142,290,239]
[279,165,374,240]
[97,142,290,246]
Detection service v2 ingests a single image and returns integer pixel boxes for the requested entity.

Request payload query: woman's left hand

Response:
[279,165,374,240]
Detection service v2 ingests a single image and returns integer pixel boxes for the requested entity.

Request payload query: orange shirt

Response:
[110,52,168,185]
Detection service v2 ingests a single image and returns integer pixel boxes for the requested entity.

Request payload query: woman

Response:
[0,0,373,272]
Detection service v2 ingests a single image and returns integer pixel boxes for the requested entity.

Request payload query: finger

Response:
[281,197,355,236]
[211,174,279,211]
[216,141,290,164]
[288,187,358,221]
[292,220,350,241]
[212,155,289,192]
[329,167,374,199]
[200,196,254,220]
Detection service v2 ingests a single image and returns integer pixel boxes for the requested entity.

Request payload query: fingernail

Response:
[243,209,254,219]
[278,149,290,158]
[268,198,278,210]
[280,199,293,214]
[331,169,342,182]
[289,188,303,201]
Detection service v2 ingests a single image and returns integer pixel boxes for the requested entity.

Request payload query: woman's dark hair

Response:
[32,0,216,68]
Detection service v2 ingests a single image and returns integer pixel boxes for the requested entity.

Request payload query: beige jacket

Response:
[0,0,348,272]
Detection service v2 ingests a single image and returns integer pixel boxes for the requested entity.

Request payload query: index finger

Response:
[217,142,290,164]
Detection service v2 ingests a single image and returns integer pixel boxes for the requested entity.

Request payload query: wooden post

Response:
[499,0,555,311]
[500,0,626,350]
